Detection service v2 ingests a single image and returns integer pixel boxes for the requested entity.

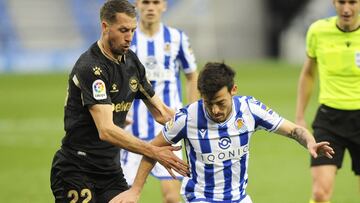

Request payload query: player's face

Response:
[103,13,137,55]
[136,0,166,25]
[333,0,360,31]
[203,85,237,123]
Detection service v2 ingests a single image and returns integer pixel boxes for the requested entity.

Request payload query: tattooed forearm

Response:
[287,127,308,148]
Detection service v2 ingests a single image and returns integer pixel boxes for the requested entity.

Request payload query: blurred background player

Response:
[119,0,198,202]
[295,0,360,202]
[111,62,334,203]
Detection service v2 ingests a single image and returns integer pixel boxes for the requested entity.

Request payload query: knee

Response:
[312,185,332,202]
[163,193,180,203]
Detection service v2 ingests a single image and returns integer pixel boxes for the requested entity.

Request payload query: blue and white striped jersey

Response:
[126,24,197,141]
[162,96,284,202]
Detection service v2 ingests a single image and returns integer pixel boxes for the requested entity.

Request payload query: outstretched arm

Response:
[295,56,317,128]
[275,119,334,159]
[89,104,187,176]
[109,132,186,203]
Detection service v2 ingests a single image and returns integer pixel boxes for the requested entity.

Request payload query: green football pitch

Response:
[0,60,358,202]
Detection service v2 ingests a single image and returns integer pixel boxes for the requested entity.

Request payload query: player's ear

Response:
[230,85,237,96]
[101,21,110,34]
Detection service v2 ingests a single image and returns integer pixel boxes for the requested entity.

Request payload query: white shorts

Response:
[181,195,252,203]
[120,145,183,185]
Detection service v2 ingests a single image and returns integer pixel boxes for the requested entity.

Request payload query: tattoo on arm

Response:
[287,127,308,148]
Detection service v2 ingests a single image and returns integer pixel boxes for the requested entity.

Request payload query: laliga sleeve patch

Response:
[92,79,107,100]
[164,119,174,132]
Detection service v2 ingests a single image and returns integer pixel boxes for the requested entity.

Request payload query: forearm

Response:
[131,156,157,194]
[100,126,156,159]
[276,119,316,149]
[286,127,315,149]
[296,74,314,119]
[143,95,175,125]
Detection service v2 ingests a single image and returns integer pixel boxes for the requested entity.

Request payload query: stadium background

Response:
[0,0,358,202]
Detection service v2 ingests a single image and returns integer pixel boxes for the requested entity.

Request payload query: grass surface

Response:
[0,61,358,202]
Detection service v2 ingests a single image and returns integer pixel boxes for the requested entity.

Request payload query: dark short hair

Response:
[197,62,235,99]
[100,0,136,24]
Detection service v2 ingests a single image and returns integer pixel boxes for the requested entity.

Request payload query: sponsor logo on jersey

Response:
[199,129,207,138]
[112,101,132,112]
[145,56,158,70]
[345,41,351,47]
[92,79,107,100]
[218,136,231,150]
[198,144,249,164]
[110,83,119,93]
[129,76,138,92]
[93,66,102,76]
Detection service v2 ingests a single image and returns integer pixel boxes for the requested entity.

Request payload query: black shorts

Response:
[311,105,360,175]
[50,149,129,203]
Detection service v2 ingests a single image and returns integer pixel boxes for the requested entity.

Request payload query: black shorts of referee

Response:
[311,104,360,175]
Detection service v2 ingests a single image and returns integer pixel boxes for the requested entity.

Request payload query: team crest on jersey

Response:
[129,77,138,92]
[234,117,244,130]
[92,79,107,100]
[164,42,171,55]
[355,52,360,68]
[218,136,231,150]
[93,66,102,76]
[110,83,119,93]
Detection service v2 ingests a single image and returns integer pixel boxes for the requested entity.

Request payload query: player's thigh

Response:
[311,165,337,187]
[160,179,182,201]
[160,179,181,193]
[96,175,129,203]
[51,169,95,203]
[348,140,360,175]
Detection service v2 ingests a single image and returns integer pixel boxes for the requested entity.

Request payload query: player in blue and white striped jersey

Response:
[119,0,198,202]
[111,62,334,203]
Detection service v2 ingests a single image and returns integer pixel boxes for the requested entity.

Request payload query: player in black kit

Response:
[50,1,189,202]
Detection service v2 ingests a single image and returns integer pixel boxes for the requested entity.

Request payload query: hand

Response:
[108,189,140,203]
[153,145,190,178]
[308,141,335,159]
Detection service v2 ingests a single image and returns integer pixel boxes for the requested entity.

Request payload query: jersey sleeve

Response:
[74,63,112,107]
[306,22,317,58]
[162,109,188,144]
[178,31,197,74]
[247,97,284,132]
[132,53,155,100]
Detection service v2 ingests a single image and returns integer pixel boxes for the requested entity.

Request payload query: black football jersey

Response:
[61,42,154,173]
